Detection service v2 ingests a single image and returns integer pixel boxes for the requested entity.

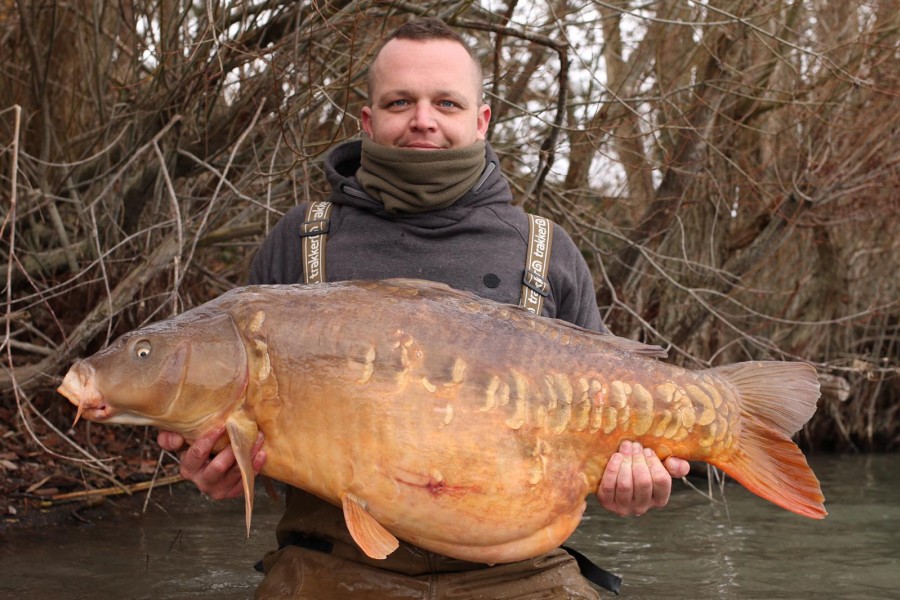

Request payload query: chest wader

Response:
[268,201,622,596]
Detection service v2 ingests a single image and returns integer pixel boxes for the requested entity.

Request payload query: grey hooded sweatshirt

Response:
[249,140,605,332]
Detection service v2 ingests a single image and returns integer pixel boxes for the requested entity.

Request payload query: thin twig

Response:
[50,474,185,502]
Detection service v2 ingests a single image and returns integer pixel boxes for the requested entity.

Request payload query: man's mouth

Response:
[402,141,444,150]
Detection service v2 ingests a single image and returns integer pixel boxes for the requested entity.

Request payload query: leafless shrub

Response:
[1,0,897,453]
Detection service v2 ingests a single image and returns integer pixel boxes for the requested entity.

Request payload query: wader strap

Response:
[520,214,553,315]
[299,201,332,284]
[562,546,622,595]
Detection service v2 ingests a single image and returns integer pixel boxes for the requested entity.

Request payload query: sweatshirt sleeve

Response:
[547,223,609,334]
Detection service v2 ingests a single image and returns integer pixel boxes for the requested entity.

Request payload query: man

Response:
[159,18,690,599]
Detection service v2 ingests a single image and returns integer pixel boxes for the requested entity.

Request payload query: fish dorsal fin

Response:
[374,279,668,359]
[341,493,399,560]
[500,302,669,359]
[225,410,259,537]
[592,333,668,359]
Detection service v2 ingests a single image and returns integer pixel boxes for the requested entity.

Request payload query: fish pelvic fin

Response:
[225,410,259,537]
[710,361,826,519]
[341,493,400,560]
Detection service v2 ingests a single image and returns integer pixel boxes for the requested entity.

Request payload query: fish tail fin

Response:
[708,361,826,519]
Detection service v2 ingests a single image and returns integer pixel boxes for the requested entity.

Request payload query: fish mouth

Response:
[57,365,117,426]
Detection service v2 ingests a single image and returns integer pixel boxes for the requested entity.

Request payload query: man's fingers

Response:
[222,479,247,500]
[250,432,267,473]
[192,426,227,455]
[612,443,635,516]
[157,430,185,452]
[251,431,265,454]
[664,456,691,479]
[645,448,674,508]
[208,463,245,500]
[180,427,226,475]
[163,426,259,500]
[597,441,627,512]
[628,444,653,514]
[199,446,237,481]
[189,446,241,498]
[252,449,267,473]
[597,441,687,517]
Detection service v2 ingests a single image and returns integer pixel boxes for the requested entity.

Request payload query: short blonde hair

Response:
[366,17,484,101]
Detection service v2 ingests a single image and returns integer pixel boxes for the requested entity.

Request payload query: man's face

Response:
[362,38,490,150]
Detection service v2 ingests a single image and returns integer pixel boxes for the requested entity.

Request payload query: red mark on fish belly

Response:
[426,479,447,496]
[393,470,479,499]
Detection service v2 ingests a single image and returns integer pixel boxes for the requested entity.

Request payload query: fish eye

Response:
[135,340,152,358]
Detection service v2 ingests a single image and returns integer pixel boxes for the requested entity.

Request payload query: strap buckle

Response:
[522,269,550,297]
[298,219,330,238]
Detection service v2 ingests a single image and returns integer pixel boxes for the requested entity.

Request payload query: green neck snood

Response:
[357,137,487,214]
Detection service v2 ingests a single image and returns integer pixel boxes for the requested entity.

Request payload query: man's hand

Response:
[157,428,266,500]
[597,440,690,517]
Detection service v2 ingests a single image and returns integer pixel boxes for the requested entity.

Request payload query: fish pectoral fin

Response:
[225,411,259,538]
[341,493,399,560]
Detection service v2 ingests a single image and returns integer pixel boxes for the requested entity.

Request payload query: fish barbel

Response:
[57,279,825,563]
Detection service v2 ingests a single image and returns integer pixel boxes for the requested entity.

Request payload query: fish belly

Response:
[236,281,718,562]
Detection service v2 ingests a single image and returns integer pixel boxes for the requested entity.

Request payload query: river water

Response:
[1,454,897,599]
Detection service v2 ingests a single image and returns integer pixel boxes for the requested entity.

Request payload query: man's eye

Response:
[388,99,409,108]
[438,100,457,109]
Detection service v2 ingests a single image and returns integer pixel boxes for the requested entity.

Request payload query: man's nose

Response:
[410,102,437,130]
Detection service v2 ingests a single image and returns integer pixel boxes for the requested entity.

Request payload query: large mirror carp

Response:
[57,278,825,563]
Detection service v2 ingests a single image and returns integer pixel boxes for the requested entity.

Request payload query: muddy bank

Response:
[1,475,194,535]
[0,395,188,534]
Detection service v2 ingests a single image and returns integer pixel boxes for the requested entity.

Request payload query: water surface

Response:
[1,454,896,599]
[569,454,898,599]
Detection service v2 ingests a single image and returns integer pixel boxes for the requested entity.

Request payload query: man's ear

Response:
[361,106,374,137]
[476,103,491,140]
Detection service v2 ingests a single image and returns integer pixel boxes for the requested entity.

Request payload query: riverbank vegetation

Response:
[1,1,897,519]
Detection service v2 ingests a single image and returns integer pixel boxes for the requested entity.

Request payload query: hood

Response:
[323,140,515,227]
